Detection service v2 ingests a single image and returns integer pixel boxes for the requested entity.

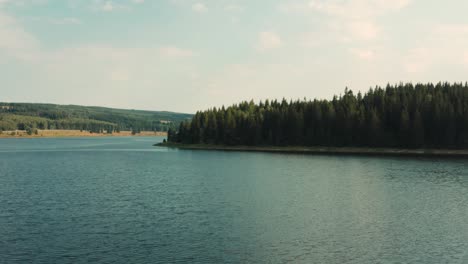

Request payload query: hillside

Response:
[0,103,192,134]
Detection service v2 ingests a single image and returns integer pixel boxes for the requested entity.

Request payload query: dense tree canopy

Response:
[170,83,468,148]
[0,103,192,133]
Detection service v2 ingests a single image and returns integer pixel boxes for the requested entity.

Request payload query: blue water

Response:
[0,137,467,263]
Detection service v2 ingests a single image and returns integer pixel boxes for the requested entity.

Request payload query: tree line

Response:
[0,114,117,134]
[0,103,192,133]
[169,82,468,148]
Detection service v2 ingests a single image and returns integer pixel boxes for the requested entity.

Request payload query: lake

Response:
[1,137,467,263]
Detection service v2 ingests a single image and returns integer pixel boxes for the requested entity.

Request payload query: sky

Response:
[1,0,468,113]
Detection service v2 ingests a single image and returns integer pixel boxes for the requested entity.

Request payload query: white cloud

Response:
[101,1,114,11]
[89,0,128,12]
[0,5,200,110]
[401,23,468,73]
[376,0,412,10]
[350,48,375,60]
[256,31,282,52]
[347,20,379,40]
[192,2,207,13]
[0,10,40,61]
[109,68,131,81]
[224,4,243,24]
[433,24,468,37]
[304,0,412,41]
[308,0,411,17]
[463,52,468,66]
[403,48,431,73]
[200,62,321,108]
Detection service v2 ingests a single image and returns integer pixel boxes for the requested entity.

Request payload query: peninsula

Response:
[161,83,468,156]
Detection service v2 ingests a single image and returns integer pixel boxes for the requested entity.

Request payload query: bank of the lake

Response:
[157,142,468,157]
[0,129,167,138]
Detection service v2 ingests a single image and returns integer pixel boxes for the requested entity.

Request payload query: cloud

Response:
[308,0,411,17]
[101,1,115,11]
[89,0,128,12]
[298,0,413,42]
[350,48,375,60]
[256,31,282,52]
[109,68,131,81]
[463,52,468,66]
[403,48,431,73]
[159,46,197,58]
[0,8,198,102]
[376,0,412,10]
[192,2,207,13]
[0,10,40,61]
[347,20,379,40]
[65,0,141,12]
[433,24,468,37]
[401,24,468,74]
[199,62,321,108]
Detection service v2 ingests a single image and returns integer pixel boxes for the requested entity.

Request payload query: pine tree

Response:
[168,83,468,149]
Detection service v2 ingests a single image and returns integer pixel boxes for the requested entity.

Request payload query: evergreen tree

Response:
[169,83,468,149]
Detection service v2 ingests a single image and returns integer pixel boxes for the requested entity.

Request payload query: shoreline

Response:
[0,130,167,138]
[155,142,468,157]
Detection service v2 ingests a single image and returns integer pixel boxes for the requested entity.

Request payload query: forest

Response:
[0,103,191,134]
[169,82,468,148]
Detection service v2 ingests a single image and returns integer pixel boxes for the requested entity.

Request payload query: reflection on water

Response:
[0,137,467,263]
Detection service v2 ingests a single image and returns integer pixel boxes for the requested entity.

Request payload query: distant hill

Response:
[0,103,192,134]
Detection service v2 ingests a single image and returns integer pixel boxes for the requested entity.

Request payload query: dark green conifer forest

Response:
[170,83,468,148]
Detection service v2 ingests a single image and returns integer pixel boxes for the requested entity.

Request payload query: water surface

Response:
[1,137,467,263]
